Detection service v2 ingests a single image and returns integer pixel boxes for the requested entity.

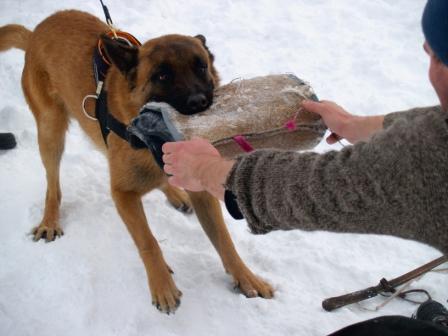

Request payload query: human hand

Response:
[302,100,385,144]
[162,138,223,192]
[301,100,360,144]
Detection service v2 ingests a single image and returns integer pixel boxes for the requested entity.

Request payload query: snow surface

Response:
[0,1,446,335]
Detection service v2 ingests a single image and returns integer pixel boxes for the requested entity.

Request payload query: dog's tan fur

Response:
[0,10,273,312]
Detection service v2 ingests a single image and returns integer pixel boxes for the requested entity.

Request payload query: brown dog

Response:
[0,10,273,313]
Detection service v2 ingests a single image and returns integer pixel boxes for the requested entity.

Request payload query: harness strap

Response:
[95,90,109,143]
[107,104,130,142]
[94,80,131,145]
[93,42,109,83]
[91,31,141,146]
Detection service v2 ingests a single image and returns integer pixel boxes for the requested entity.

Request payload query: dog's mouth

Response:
[149,91,213,116]
[182,92,213,115]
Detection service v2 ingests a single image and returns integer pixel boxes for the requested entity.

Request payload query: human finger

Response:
[162,141,181,154]
[301,100,326,116]
[164,163,175,175]
[162,153,174,165]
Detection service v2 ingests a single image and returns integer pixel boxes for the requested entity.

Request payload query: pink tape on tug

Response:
[284,119,297,131]
[233,118,296,153]
[285,108,302,131]
[233,135,254,152]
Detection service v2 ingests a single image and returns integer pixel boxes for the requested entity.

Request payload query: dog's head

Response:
[101,33,219,116]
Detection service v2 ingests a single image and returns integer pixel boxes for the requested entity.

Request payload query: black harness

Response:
[88,0,136,146]
[89,0,169,170]
[91,33,141,146]
[93,48,126,145]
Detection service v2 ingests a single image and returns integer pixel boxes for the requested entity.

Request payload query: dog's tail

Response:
[0,24,32,52]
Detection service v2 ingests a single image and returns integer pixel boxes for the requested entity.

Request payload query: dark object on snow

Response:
[414,300,448,328]
[0,132,17,150]
[322,255,448,312]
[328,316,448,336]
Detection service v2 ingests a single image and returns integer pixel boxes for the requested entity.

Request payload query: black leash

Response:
[99,0,114,26]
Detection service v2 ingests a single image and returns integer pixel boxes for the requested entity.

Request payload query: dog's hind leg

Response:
[160,183,193,214]
[188,191,274,299]
[22,66,68,242]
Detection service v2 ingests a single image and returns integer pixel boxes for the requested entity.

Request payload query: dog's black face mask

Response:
[148,57,215,115]
[145,38,217,115]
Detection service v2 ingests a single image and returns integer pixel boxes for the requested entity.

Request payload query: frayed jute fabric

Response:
[164,74,327,157]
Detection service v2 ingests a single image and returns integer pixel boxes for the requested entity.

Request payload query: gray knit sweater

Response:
[225,106,447,255]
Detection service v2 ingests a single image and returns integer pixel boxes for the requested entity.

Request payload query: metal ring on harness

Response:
[82,95,99,121]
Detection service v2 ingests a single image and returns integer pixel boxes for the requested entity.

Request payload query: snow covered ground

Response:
[0,0,446,335]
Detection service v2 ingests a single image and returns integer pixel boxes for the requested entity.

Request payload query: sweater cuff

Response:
[224,152,273,234]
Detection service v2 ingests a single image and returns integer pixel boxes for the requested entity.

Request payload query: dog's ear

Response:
[194,34,207,45]
[194,34,220,85]
[101,34,139,76]
[194,34,214,62]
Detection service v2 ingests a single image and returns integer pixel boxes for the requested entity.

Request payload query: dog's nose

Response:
[187,93,208,112]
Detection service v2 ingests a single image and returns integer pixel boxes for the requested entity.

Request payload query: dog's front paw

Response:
[143,255,183,314]
[31,223,63,242]
[149,272,183,314]
[230,266,274,299]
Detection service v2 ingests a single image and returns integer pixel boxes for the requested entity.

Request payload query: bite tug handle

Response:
[322,285,380,312]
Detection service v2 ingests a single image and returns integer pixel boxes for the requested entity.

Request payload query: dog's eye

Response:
[151,63,174,83]
[153,71,171,83]
[159,73,169,81]
[198,62,208,74]
[195,57,208,74]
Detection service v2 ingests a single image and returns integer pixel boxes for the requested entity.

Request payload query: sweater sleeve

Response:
[225,106,448,255]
